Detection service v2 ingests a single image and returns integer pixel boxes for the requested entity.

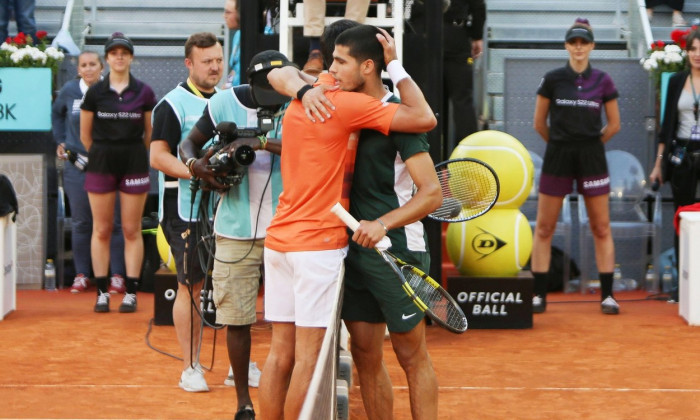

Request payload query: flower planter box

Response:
[0,68,52,131]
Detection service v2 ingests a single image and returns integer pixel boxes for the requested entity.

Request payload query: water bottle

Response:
[645,264,656,292]
[613,264,625,291]
[662,265,673,293]
[44,259,56,291]
[65,149,88,172]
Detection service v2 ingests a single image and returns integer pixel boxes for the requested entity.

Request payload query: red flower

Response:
[4,37,11,44]
[36,30,47,40]
[13,33,26,45]
[656,40,665,49]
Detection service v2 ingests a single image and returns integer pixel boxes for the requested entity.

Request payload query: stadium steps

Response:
[31,0,225,55]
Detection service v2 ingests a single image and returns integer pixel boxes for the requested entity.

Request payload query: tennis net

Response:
[298,270,345,420]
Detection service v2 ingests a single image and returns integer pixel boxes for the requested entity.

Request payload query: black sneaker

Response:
[234,405,255,420]
[532,295,546,313]
[94,292,110,313]
[119,293,137,313]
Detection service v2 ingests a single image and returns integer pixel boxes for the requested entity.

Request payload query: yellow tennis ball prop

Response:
[446,209,533,277]
[451,130,533,209]
[156,224,177,273]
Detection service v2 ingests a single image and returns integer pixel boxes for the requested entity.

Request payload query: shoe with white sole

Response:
[225,362,261,388]
[179,364,209,393]
[601,296,620,315]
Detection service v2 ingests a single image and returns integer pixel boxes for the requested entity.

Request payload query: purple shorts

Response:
[539,140,610,197]
[84,142,150,194]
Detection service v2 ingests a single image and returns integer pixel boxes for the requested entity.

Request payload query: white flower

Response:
[665,44,682,54]
[1,42,18,53]
[44,46,64,60]
[642,58,659,71]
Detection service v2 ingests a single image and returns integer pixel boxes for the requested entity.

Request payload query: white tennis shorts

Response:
[263,246,347,327]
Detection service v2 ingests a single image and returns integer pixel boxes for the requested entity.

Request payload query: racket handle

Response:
[331,202,393,250]
[330,202,360,231]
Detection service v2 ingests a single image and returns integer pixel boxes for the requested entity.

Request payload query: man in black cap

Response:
[179,49,293,420]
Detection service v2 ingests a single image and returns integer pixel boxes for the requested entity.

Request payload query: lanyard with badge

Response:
[690,73,700,141]
[671,74,700,166]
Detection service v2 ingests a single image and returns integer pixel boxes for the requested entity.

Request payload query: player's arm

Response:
[600,98,620,144]
[80,110,94,152]
[353,152,442,248]
[376,28,437,133]
[150,104,190,179]
[267,66,337,122]
[533,94,550,142]
[142,111,153,150]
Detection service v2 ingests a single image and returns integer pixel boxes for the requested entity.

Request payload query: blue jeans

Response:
[63,164,126,277]
[0,0,36,42]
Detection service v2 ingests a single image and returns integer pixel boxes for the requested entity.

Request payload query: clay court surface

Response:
[2,288,700,419]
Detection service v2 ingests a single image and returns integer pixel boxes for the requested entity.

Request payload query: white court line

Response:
[3,384,700,393]
[392,385,700,393]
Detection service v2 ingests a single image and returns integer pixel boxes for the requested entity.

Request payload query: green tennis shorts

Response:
[342,243,430,333]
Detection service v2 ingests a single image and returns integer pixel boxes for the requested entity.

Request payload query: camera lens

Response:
[234,145,256,166]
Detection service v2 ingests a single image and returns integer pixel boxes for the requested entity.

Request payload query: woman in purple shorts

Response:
[80,32,157,313]
[531,18,621,315]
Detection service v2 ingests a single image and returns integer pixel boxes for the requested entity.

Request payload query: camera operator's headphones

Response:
[246,50,295,108]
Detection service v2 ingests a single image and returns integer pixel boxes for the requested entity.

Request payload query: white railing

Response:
[51,0,85,55]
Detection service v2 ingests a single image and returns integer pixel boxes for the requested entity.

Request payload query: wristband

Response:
[376,218,389,234]
[185,157,197,177]
[258,135,268,150]
[387,60,410,86]
[296,84,313,101]
[657,154,663,159]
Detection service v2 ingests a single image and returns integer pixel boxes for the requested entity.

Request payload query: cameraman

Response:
[179,50,293,420]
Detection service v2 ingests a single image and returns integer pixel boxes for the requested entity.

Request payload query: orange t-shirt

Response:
[265,74,399,252]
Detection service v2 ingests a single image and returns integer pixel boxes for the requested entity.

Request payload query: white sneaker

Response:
[601,296,620,315]
[673,12,689,27]
[179,364,209,392]
[224,362,261,388]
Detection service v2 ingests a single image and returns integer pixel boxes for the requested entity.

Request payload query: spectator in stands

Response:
[52,51,127,294]
[150,32,224,394]
[443,0,485,145]
[80,32,157,313]
[531,18,621,314]
[649,27,700,300]
[646,0,688,27]
[223,0,241,87]
[179,49,291,420]
[261,24,436,420]
[302,0,370,76]
[0,0,36,43]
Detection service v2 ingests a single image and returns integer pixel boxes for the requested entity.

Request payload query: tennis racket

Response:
[428,158,500,223]
[330,203,468,334]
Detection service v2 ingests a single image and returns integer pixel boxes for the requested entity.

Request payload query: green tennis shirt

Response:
[349,94,431,254]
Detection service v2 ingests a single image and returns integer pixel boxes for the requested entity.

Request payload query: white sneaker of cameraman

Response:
[224,362,261,388]
[179,364,209,392]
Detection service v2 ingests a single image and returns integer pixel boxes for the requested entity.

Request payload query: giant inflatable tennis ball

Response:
[446,209,532,277]
[156,224,177,273]
[451,130,534,209]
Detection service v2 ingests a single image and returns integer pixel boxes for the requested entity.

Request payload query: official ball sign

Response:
[0,68,51,131]
[447,275,533,329]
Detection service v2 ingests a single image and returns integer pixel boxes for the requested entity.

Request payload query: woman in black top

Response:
[650,29,700,296]
[80,32,157,313]
[531,19,621,314]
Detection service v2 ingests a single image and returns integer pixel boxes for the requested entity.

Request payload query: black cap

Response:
[246,50,293,81]
[565,19,594,43]
[105,32,134,54]
[246,50,295,108]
